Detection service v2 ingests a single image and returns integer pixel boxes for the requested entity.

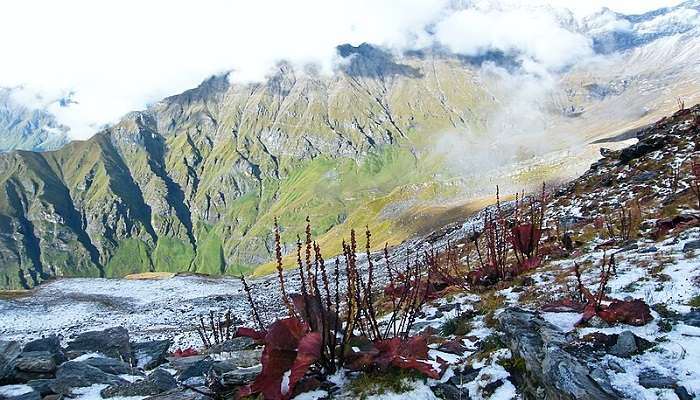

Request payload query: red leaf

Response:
[351,335,444,379]
[598,299,653,326]
[577,299,653,327]
[239,318,321,400]
[172,347,198,357]
[510,224,541,257]
[344,336,380,371]
[438,340,467,355]
[287,332,322,396]
[392,357,443,379]
[236,327,267,342]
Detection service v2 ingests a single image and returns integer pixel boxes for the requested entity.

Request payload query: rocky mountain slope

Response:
[2,2,700,289]
[0,89,70,153]
[1,103,699,400]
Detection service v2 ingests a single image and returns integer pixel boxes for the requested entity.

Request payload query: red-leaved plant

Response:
[237,318,321,400]
[543,254,653,327]
[234,220,445,399]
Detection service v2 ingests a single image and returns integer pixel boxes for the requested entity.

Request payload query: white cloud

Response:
[0,0,684,139]
[434,7,593,72]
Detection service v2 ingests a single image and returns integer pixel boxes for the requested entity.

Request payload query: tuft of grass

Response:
[348,368,422,400]
[439,314,473,336]
[689,295,700,308]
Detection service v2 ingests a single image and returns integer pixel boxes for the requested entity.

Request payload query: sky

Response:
[0,0,688,139]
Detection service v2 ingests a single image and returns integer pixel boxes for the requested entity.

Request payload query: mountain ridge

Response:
[2,2,700,288]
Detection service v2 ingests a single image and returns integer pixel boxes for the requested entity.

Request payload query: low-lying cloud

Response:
[0,0,685,139]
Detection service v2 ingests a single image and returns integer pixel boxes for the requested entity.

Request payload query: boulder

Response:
[25,379,55,396]
[207,337,255,354]
[683,240,700,252]
[448,366,480,386]
[220,365,261,386]
[498,308,620,400]
[84,357,135,375]
[609,331,637,358]
[177,359,214,385]
[618,135,665,164]
[144,388,213,399]
[10,351,58,381]
[214,349,262,370]
[638,370,677,389]
[168,355,209,373]
[133,340,172,370]
[682,310,700,328]
[65,327,131,363]
[100,369,177,398]
[22,336,62,357]
[50,361,127,395]
[0,341,22,384]
[0,384,41,400]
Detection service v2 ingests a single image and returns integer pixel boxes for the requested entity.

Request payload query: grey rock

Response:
[448,367,479,386]
[586,315,611,328]
[610,331,637,358]
[214,350,261,369]
[168,355,209,373]
[207,337,255,354]
[143,388,213,400]
[428,311,444,320]
[432,383,470,400]
[134,340,172,370]
[482,379,504,397]
[638,370,677,389]
[100,369,177,398]
[638,246,658,254]
[0,341,22,383]
[498,308,620,400]
[83,357,135,375]
[65,327,131,363]
[50,361,127,395]
[13,352,58,373]
[0,384,41,400]
[683,240,700,252]
[22,337,63,360]
[177,359,214,384]
[437,303,457,312]
[607,359,625,373]
[682,310,700,327]
[674,386,693,400]
[25,379,55,396]
[220,365,261,386]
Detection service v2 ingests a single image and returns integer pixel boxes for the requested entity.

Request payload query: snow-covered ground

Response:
[0,275,250,348]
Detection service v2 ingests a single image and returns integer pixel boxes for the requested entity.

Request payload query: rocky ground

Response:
[1,106,700,399]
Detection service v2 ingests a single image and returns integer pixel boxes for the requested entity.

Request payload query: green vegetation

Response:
[348,368,422,399]
[105,239,152,277]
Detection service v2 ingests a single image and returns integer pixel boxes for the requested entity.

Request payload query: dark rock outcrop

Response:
[101,368,177,398]
[83,357,135,375]
[50,361,128,395]
[65,327,132,362]
[498,308,621,400]
[0,341,21,384]
[134,340,172,370]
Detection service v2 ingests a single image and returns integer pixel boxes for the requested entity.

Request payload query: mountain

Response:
[1,3,700,289]
[0,89,70,152]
